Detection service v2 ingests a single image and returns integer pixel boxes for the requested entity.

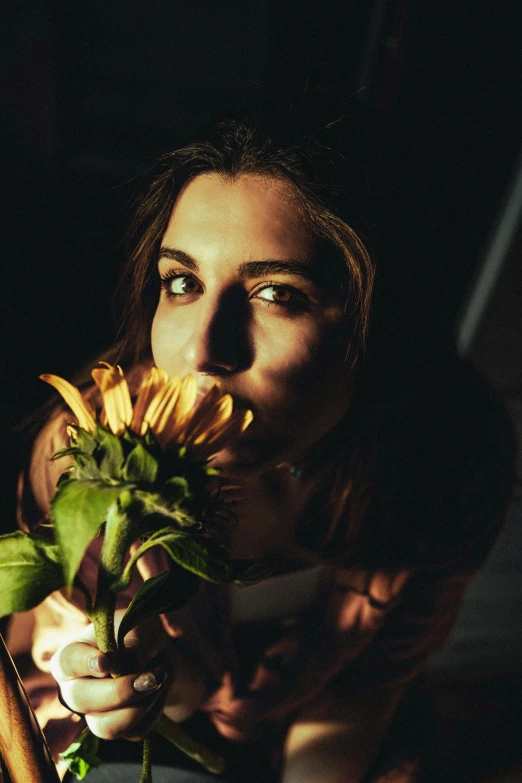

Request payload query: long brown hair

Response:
[112,119,375,370]
[99,119,391,564]
[22,120,515,571]
[25,120,390,563]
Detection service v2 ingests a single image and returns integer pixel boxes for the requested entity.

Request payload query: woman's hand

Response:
[50,613,172,742]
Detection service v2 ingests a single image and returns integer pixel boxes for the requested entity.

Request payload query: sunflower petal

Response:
[130,367,170,436]
[239,409,254,431]
[143,376,181,431]
[91,364,133,436]
[40,374,96,432]
[144,378,186,449]
[184,393,234,447]
[152,375,199,450]
[188,408,253,460]
[205,408,253,447]
[177,374,198,420]
[182,385,222,440]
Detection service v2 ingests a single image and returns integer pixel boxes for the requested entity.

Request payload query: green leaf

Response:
[60,728,102,780]
[232,559,273,586]
[117,567,199,649]
[73,452,102,480]
[51,480,130,585]
[52,429,101,481]
[123,441,159,484]
[161,476,191,502]
[155,531,232,582]
[131,489,202,531]
[118,528,232,589]
[75,428,97,456]
[0,532,64,617]
[93,426,125,480]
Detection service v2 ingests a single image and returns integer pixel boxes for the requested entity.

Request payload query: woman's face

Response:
[151,173,355,473]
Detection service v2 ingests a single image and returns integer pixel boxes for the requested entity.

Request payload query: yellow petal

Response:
[181,385,222,440]
[144,378,184,448]
[91,363,133,435]
[188,395,234,447]
[204,408,252,447]
[130,367,170,436]
[239,409,254,431]
[143,376,180,430]
[176,374,198,422]
[188,408,253,461]
[40,374,96,432]
[183,389,232,446]
[151,375,199,450]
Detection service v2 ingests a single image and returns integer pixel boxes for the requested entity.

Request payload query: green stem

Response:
[90,578,121,673]
[155,715,226,775]
[86,496,226,777]
[139,738,152,783]
[90,500,138,675]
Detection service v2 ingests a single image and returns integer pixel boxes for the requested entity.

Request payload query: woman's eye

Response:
[160,273,201,298]
[253,285,308,309]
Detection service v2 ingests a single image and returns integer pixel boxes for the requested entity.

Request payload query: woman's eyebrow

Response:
[237,260,318,283]
[158,247,318,283]
[158,247,199,271]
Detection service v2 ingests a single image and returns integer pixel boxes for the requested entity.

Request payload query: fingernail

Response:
[88,654,108,674]
[133,670,165,693]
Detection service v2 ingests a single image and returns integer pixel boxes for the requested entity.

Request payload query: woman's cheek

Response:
[151,310,186,376]
[255,328,327,411]
[259,318,353,436]
[255,315,319,369]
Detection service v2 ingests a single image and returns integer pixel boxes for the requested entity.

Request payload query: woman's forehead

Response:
[161,172,313,261]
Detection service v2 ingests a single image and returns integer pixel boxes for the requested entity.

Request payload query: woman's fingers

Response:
[48,616,172,742]
[85,692,165,742]
[50,642,111,681]
[50,614,168,683]
[60,667,167,714]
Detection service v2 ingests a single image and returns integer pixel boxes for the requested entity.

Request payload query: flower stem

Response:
[155,715,226,775]
[90,500,138,675]
[139,738,152,783]
[89,580,121,674]
[88,497,226,778]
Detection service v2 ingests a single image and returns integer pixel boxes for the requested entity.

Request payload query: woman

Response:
[11,119,515,782]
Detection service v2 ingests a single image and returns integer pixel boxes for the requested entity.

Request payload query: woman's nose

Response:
[183,289,251,376]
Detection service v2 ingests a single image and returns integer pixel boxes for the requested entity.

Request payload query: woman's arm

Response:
[278,566,472,783]
[282,684,403,783]
[278,544,506,783]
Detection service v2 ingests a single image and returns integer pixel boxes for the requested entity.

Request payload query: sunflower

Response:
[40,363,253,461]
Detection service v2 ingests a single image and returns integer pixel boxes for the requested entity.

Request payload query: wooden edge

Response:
[0,633,61,783]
